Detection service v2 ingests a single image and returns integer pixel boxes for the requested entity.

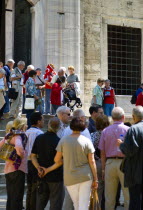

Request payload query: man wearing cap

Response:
[9,61,25,118]
[35,68,45,114]
[3,59,15,113]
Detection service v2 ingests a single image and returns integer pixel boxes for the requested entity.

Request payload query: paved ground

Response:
[0,195,124,210]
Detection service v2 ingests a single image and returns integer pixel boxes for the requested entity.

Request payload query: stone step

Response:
[0,173,5,184]
[0,184,7,195]
[0,163,5,173]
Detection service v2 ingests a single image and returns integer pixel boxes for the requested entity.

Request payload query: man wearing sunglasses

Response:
[56,106,71,138]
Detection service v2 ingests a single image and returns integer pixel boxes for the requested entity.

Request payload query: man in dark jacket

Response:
[117,106,143,210]
[88,105,104,133]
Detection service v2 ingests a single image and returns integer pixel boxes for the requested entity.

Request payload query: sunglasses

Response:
[64,113,71,116]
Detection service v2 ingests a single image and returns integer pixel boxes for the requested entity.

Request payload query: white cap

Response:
[7,59,15,63]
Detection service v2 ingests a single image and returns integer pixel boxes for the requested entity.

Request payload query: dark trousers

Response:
[25,109,35,128]
[22,94,26,114]
[5,170,25,210]
[129,184,143,210]
[0,103,6,118]
[26,160,38,210]
[36,180,64,210]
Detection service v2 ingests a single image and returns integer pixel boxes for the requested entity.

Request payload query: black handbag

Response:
[8,88,18,100]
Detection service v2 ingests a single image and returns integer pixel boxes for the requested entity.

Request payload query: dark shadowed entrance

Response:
[0,0,5,63]
[14,0,32,67]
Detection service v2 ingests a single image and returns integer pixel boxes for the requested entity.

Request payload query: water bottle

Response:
[117,134,124,152]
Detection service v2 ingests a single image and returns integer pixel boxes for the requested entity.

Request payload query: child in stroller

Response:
[63,82,82,111]
[63,65,82,111]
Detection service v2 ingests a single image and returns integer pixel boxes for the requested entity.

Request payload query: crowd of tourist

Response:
[0,59,80,124]
[0,59,143,210]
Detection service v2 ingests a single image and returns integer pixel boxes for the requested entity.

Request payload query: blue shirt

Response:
[88,118,96,134]
[3,65,11,84]
[136,88,143,97]
[25,77,37,96]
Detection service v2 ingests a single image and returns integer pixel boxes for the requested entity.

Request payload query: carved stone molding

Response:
[27,0,40,6]
[5,0,9,7]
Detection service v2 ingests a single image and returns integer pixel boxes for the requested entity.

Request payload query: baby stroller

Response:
[63,82,82,111]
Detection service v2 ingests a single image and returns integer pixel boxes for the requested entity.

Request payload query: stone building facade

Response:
[1,0,143,115]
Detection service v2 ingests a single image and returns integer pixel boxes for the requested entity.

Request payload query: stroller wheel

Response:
[76,103,82,108]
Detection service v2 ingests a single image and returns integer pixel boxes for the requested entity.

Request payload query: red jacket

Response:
[136,92,143,106]
[23,71,29,94]
[51,83,62,105]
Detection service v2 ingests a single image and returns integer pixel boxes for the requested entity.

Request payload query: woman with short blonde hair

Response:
[67,66,80,84]
[0,117,28,210]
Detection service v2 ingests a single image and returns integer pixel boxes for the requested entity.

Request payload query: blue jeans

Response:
[36,89,44,114]
[4,91,10,113]
[103,104,114,116]
[45,89,51,114]
[51,104,60,115]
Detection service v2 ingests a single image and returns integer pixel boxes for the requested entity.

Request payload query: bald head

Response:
[112,107,125,121]
[73,109,85,118]
[132,106,143,122]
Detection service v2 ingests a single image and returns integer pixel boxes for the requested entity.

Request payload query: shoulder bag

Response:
[0,138,15,161]
[89,189,101,210]
[24,95,35,110]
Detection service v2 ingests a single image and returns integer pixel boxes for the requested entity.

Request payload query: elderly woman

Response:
[91,115,110,209]
[31,117,64,210]
[92,78,105,106]
[0,118,28,210]
[42,117,98,210]
[25,70,39,128]
[51,76,66,115]
[67,66,80,84]
[0,68,7,120]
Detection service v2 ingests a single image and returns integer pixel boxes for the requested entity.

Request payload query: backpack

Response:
[130,92,137,104]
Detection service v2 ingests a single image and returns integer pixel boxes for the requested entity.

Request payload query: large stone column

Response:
[45,0,81,74]
[5,0,15,61]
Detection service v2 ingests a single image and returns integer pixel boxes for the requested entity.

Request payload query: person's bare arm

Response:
[43,151,63,176]
[31,153,44,177]
[31,153,40,169]
[100,150,106,180]
[10,75,22,81]
[113,90,117,107]
[88,153,98,189]
[93,95,96,104]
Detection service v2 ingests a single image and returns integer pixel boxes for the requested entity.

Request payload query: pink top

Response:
[0,135,28,174]
[98,121,129,157]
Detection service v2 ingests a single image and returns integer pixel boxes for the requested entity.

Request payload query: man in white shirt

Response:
[9,61,25,118]
[25,112,44,210]
[62,109,92,141]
